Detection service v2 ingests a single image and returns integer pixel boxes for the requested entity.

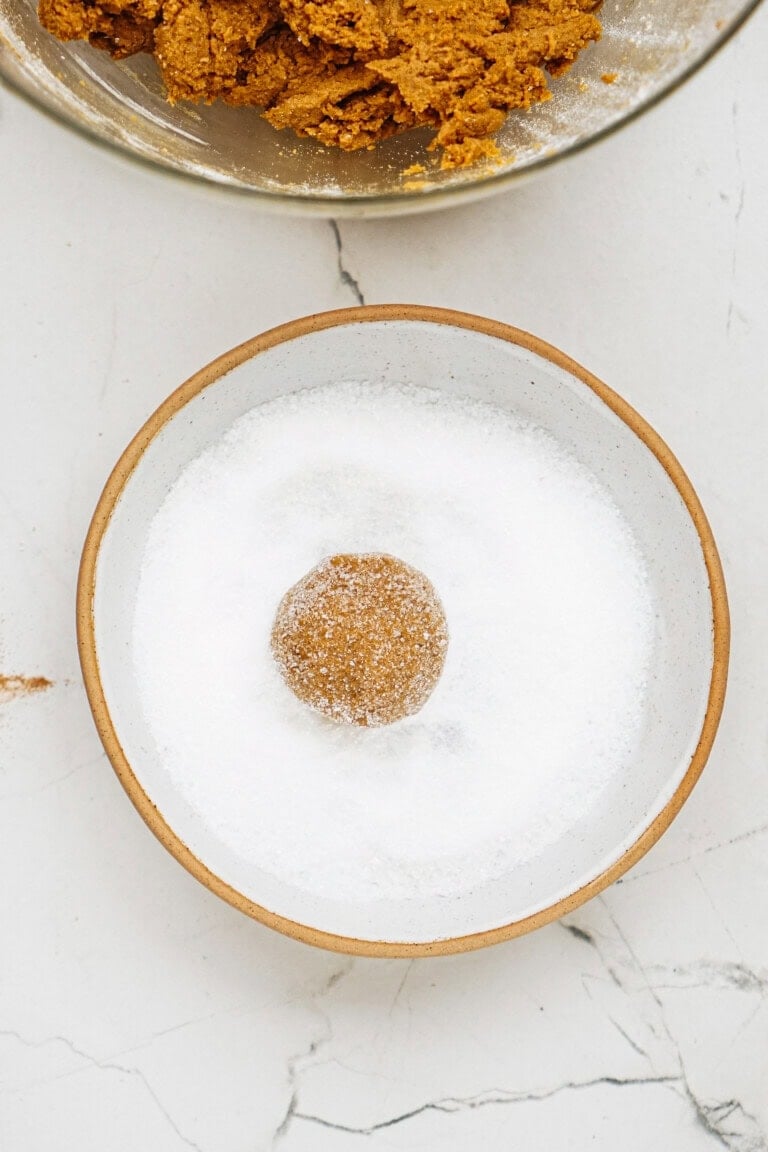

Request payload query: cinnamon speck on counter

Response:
[0,675,53,701]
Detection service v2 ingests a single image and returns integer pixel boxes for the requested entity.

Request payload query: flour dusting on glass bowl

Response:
[77,308,728,955]
[0,1,762,215]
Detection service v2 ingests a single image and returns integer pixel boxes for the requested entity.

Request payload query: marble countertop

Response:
[2,8,768,1148]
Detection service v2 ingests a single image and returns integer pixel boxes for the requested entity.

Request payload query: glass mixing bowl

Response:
[0,0,760,216]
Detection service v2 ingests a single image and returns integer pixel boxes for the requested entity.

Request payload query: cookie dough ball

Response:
[271,553,448,727]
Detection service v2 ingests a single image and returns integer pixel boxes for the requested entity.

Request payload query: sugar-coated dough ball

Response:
[271,553,448,726]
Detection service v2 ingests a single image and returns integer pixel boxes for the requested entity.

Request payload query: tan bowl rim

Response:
[77,304,730,957]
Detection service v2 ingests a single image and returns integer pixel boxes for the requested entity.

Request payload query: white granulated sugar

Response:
[133,381,653,903]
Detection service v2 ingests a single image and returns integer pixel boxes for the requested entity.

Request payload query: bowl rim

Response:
[77,304,730,956]
[1,1,763,216]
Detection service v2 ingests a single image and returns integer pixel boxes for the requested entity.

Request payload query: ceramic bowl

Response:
[77,306,729,955]
[1,1,761,215]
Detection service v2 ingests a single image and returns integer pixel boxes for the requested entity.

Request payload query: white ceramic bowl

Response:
[78,307,729,955]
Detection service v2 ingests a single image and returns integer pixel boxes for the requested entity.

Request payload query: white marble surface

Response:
[1,7,768,1147]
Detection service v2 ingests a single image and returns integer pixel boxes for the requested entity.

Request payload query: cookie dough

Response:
[271,553,449,726]
[39,0,602,167]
